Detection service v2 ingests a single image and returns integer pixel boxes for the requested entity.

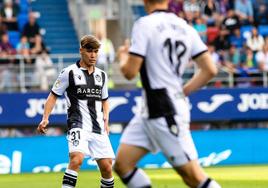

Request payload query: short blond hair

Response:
[80,35,101,50]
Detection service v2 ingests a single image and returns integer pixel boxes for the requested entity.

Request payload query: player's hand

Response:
[118,39,130,62]
[37,119,49,134]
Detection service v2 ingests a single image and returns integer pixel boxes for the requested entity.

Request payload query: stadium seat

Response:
[258,25,268,37]
[240,25,253,39]
[8,31,20,48]
[18,13,28,31]
[207,27,219,43]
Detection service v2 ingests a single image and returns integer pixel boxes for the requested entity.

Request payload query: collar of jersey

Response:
[76,60,87,70]
[152,9,169,13]
[76,60,95,73]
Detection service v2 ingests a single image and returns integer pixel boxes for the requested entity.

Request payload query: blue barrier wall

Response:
[1,129,268,174]
[0,88,268,126]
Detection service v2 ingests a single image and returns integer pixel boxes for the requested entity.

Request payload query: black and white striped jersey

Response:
[129,10,208,118]
[51,61,108,134]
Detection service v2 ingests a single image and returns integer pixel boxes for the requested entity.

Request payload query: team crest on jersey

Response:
[75,74,82,80]
[94,74,102,86]
[95,74,101,82]
[54,79,61,88]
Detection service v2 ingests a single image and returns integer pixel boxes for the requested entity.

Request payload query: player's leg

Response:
[174,160,221,188]
[63,128,87,188]
[148,114,221,188]
[114,116,154,188]
[114,143,151,188]
[88,132,115,188]
[62,152,84,188]
[97,158,114,188]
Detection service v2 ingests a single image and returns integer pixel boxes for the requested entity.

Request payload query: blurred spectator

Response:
[214,27,230,51]
[246,26,264,53]
[235,0,254,25]
[225,44,241,69]
[0,17,7,37]
[222,9,240,35]
[0,33,16,91]
[35,50,56,90]
[206,26,219,44]
[229,28,244,49]
[207,43,220,66]
[0,0,19,31]
[236,47,258,87]
[240,46,256,68]
[202,0,220,26]
[29,35,55,90]
[22,12,40,48]
[193,17,207,43]
[16,35,31,64]
[0,32,16,61]
[183,0,201,23]
[96,32,115,67]
[168,0,183,15]
[218,0,234,17]
[30,34,47,55]
[254,3,268,25]
[256,42,268,71]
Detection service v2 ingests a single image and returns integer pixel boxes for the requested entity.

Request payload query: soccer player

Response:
[114,0,221,188]
[37,35,115,188]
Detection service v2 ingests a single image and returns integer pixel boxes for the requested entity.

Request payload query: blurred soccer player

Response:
[114,0,221,188]
[37,35,115,188]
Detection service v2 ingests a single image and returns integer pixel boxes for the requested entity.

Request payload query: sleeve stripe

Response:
[102,97,109,101]
[192,49,208,59]
[129,52,145,59]
[51,90,61,97]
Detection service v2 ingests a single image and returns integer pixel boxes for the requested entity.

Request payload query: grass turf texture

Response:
[1,165,267,188]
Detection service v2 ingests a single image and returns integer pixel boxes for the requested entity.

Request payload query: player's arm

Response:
[37,93,57,134]
[102,99,110,135]
[118,40,143,80]
[37,68,69,134]
[183,51,218,96]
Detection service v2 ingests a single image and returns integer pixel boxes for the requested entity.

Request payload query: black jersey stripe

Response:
[140,62,176,118]
[66,70,83,130]
[101,71,105,87]
[82,70,101,134]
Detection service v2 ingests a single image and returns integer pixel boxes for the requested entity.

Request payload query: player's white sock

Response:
[198,178,221,188]
[121,167,151,188]
[101,177,114,188]
[62,169,78,188]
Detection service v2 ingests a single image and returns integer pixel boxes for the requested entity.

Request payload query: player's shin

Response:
[121,167,151,188]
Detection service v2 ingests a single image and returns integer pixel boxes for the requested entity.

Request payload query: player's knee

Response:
[69,156,83,168]
[100,162,113,177]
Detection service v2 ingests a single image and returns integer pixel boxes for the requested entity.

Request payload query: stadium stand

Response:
[31,0,79,54]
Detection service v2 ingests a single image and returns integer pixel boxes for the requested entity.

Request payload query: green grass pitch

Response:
[1,165,268,188]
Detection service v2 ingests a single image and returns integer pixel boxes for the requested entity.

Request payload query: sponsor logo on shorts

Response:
[73,140,79,146]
